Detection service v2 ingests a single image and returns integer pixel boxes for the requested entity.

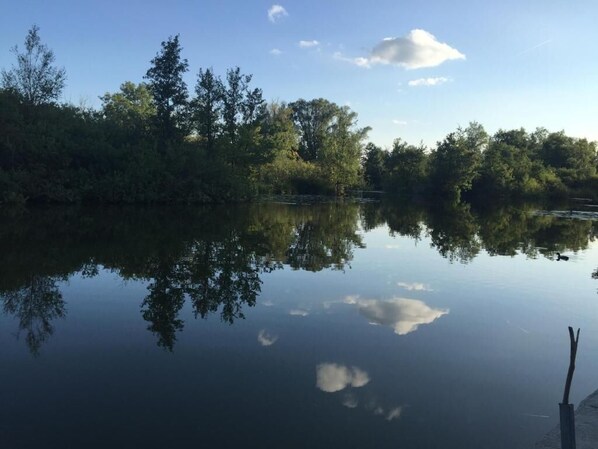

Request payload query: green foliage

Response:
[1,25,66,105]
[384,139,428,195]
[144,34,189,142]
[429,122,486,200]
[2,28,597,204]
[363,143,386,190]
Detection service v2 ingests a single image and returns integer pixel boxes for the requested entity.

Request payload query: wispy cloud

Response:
[257,329,279,346]
[269,48,283,56]
[268,4,288,23]
[289,308,309,317]
[392,120,407,126]
[333,51,370,67]
[336,30,465,70]
[518,39,552,56]
[316,363,370,393]
[408,77,450,87]
[299,40,320,48]
[397,282,434,291]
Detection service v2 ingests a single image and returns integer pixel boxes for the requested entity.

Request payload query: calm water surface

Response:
[1,202,597,449]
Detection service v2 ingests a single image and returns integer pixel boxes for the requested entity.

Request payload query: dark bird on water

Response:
[556,252,569,261]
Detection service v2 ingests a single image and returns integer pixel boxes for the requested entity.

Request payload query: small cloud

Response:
[269,48,283,56]
[397,282,434,292]
[268,4,288,23]
[257,329,278,346]
[262,299,274,307]
[336,30,464,70]
[408,77,450,87]
[299,40,320,48]
[316,363,370,393]
[343,295,360,305]
[289,309,309,317]
[392,120,407,126]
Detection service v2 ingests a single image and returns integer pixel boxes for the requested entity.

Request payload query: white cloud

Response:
[316,363,370,393]
[370,30,465,69]
[269,48,283,56]
[289,309,309,317]
[268,4,288,23]
[257,329,278,346]
[408,77,450,87]
[397,282,434,292]
[356,297,448,335]
[336,30,464,70]
[392,120,407,126]
[299,40,320,48]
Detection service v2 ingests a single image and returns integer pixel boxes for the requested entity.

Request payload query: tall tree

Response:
[362,143,387,190]
[193,68,224,156]
[222,67,250,143]
[144,35,189,141]
[1,25,66,105]
[289,98,338,162]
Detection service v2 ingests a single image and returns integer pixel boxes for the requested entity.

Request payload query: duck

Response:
[556,252,569,261]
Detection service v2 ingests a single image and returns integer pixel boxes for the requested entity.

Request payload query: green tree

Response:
[384,139,428,195]
[144,35,189,141]
[289,98,338,162]
[362,143,387,190]
[192,67,224,156]
[1,25,66,105]
[429,122,486,200]
[100,81,156,132]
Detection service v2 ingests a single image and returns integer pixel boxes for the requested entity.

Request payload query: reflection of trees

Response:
[285,204,364,271]
[426,201,480,263]
[1,276,66,355]
[0,201,595,353]
[0,204,364,352]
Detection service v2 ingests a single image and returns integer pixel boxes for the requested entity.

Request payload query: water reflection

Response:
[315,363,370,393]
[0,200,596,354]
[1,275,66,355]
[344,296,449,335]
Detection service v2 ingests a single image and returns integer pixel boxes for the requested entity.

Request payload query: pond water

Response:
[0,201,597,449]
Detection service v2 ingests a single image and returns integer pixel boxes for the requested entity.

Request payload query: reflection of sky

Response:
[2,220,598,449]
[257,329,278,346]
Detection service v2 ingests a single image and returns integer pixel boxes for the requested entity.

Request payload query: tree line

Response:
[1,26,596,203]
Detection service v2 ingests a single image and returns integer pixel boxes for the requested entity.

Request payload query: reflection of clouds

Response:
[257,329,278,346]
[397,282,433,292]
[289,309,309,317]
[316,363,370,393]
[342,393,359,408]
[359,297,448,335]
[386,407,402,421]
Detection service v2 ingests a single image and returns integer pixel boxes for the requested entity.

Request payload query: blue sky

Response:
[1,0,597,147]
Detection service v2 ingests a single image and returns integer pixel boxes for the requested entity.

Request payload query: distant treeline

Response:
[1,27,596,203]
